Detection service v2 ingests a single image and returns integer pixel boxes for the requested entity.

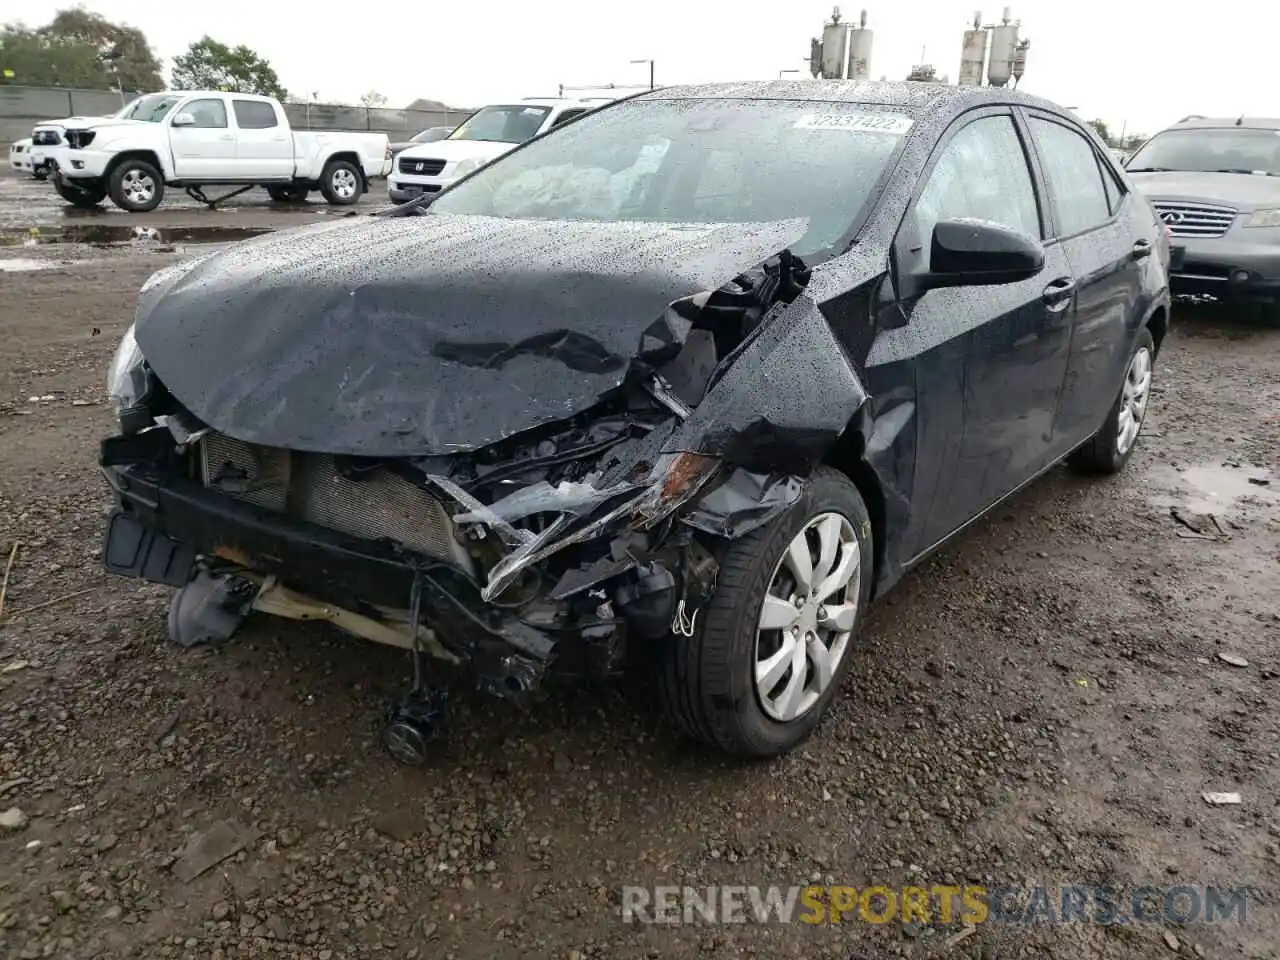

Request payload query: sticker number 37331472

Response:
[793,113,915,135]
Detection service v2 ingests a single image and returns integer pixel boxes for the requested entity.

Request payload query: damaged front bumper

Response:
[98,425,803,698]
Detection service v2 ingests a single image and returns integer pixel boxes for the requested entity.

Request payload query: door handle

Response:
[1041,276,1076,310]
[1131,239,1152,260]
[219,135,233,141]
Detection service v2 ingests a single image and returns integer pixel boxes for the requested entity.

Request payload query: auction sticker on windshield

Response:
[793,113,914,134]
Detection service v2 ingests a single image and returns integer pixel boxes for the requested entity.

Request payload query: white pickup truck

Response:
[47,91,392,212]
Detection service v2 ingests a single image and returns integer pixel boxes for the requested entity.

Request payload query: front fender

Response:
[663,294,870,470]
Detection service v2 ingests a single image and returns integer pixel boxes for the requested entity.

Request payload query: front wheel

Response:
[54,177,106,209]
[1068,327,1156,475]
[107,159,165,213]
[319,159,362,205]
[658,467,873,758]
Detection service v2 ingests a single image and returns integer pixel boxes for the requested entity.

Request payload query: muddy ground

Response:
[0,167,1277,960]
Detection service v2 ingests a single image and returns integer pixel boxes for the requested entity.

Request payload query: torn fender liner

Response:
[664,295,870,470]
[683,470,805,539]
[134,214,808,458]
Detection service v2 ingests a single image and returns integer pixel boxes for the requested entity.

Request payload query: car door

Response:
[1023,112,1148,454]
[232,99,294,178]
[169,97,236,179]
[892,109,1075,554]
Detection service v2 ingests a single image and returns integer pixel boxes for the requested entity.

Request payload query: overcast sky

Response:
[18,0,1277,136]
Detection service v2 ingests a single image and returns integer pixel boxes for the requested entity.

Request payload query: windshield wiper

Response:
[1125,167,1171,173]
[1213,168,1279,177]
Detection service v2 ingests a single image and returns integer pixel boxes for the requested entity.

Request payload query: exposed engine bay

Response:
[100,245,844,757]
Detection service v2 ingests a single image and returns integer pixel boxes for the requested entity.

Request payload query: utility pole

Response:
[630,59,655,90]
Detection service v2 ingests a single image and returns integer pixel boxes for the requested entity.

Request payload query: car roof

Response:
[1169,115,1280,130]
[631,79,1065,115]
[513,98,607,109]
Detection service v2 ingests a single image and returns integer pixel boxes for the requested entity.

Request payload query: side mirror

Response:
[171,112,195,127]
[925,218,1046,289]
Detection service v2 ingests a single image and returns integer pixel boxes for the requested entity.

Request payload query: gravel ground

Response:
[1,168,1278,960]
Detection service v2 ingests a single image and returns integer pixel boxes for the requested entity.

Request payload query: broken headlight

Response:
[469,451,721,602]
[106,323,152,433]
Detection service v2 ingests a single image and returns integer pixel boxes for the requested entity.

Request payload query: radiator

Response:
[199,432,459,562]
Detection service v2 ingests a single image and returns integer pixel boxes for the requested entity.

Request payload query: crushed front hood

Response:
[135,213,806,457]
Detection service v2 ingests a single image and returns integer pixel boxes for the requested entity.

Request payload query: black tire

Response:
[319,159,362,205]
[1068,327,1156,475]
[107,158,165,213]
[267,184,310,203]
[658,467,874,759]
[53,177,106,209]
[32,168,48,182]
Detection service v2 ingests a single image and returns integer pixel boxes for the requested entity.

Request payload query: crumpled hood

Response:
[1128,170,1280,211]
[135,213,807,457]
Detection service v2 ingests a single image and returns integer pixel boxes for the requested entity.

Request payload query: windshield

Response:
[118,93,182,123]
[1127,128,1280,176]
[448,105,552,144]
[430,98,912,258]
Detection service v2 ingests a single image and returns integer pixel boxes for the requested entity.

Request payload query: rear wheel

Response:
[319,160,362,205]
[658,467,873,758]
[54,177,106,209]
[267,184,310,203]
[1069,327,1155,475]
[107,159,165,213]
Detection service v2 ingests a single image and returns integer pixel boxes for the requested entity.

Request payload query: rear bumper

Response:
[1168,235,1280,302]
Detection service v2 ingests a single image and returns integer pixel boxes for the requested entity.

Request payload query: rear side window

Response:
[1029,118,1112,236]
[234,100,278,130]
[912,114,1041,267]
[1098,160,1126,215]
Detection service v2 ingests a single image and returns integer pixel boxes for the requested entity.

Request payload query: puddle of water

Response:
[0,224,273,247]
[1148,462,1278,514]
[0,258,59,272]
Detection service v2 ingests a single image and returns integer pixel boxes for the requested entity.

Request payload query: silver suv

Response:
[1126,115,1280,317]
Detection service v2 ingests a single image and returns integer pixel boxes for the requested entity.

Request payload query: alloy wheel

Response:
[1116,345,1153,455]
[754,512,861,722]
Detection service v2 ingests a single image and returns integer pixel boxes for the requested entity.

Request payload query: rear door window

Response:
[233,100,279,130]
[1028,117,1113,236]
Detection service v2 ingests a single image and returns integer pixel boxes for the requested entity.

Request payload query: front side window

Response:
[1029,117,1112,236]
[551,109,587,128]
[431,98,913,259]
[912,114,1040,266]
[1126,128,1280,176]
[182,98,228,129]
[448,105,552,144]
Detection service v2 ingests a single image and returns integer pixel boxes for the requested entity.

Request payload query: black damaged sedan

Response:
[100,81,1170,762]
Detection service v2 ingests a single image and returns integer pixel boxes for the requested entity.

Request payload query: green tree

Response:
[171,36,287,99]
[1086,118,1112,145]
[359,90,387,108]
[0,8,162,90]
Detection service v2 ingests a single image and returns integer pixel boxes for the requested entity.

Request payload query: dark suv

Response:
[1126,115,1280,317]
[98,81,1170,763]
